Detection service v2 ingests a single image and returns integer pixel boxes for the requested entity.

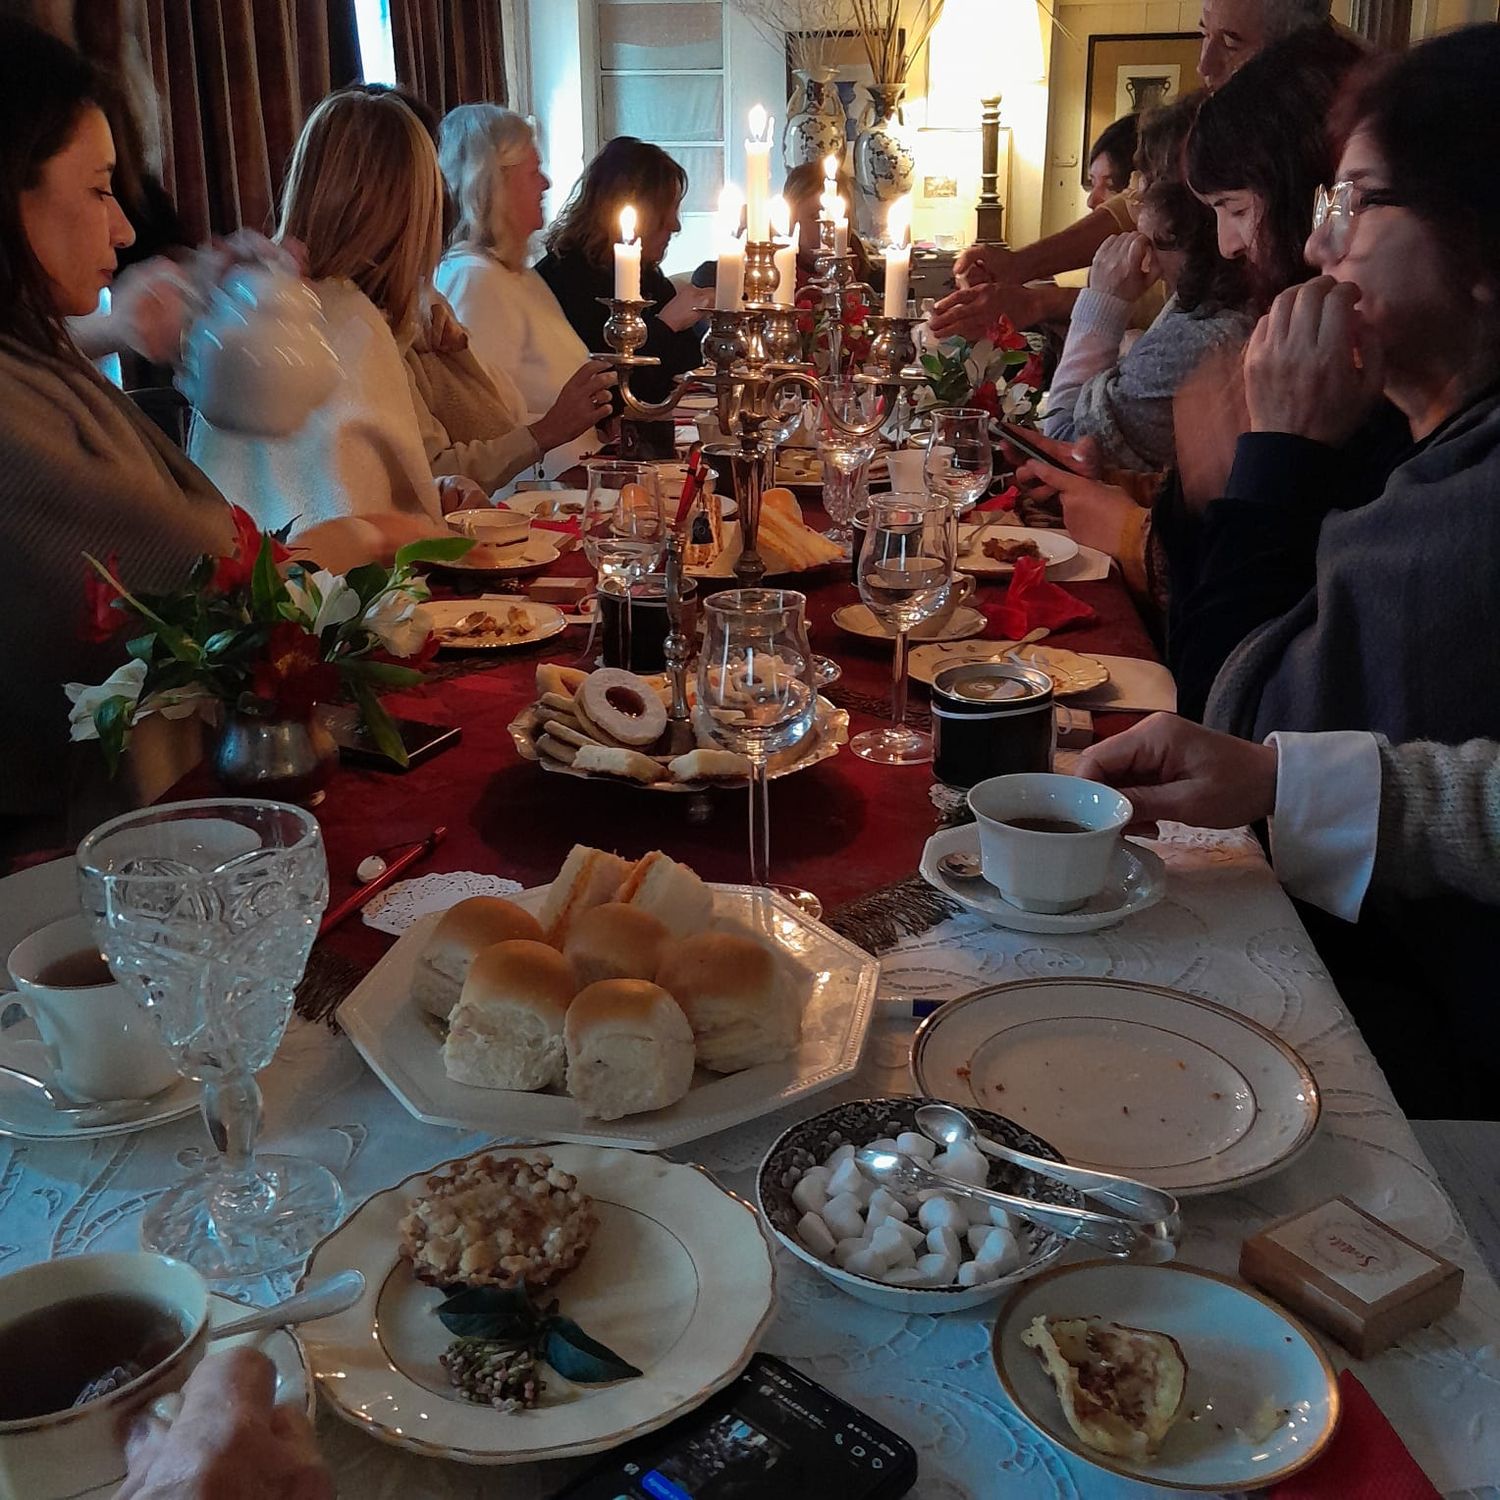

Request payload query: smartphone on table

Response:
[317,705,460,771]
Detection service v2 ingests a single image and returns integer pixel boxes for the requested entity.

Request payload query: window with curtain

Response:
[597,0,726,272]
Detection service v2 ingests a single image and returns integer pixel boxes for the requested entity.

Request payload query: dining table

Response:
[1,500,1498,1499]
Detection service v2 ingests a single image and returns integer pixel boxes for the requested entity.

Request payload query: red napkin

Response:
[974,483,1021,513]
[1269,1371,1440,1500]
[984,556,1096,638]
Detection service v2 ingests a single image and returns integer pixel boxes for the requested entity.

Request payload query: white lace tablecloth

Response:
[2,833,1498,1498]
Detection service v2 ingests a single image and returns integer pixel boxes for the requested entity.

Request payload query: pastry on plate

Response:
[398,1153,598,1289]
[443,940,576,1091]
[1021,1315,1188,1461]
[617,850,714,938]
[539,844,632,945]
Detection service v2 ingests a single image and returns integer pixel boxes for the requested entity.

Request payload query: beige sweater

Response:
[0,335,231,819]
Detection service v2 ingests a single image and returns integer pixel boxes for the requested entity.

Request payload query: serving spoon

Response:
[914,1102,1180,1228]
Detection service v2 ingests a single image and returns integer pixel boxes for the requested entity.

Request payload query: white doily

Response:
[360,871,524,934]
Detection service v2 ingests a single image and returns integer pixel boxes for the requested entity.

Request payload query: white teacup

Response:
[5,916,177,1103]
[447,507,531,548]
[968,773,1133,913]
[884,447,927,491]
[0,1252,208,1500]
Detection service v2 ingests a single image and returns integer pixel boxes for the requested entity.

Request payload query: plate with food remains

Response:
[832,604,987,644]
[421,598,566,651]
[992,1260,1339,1490]
[906,640,1108,695]
[336,844,880,1150]
[958,525,1079,576]
[295,1144,775,1465]
[909,978,1321,1197]
[427,533,562,577]
[507,663,848,791]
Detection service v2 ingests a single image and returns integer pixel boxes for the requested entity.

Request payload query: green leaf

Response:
[250,534,285,618]
[344,563,391,606]
[394,535,474,570]
[350,680,409,767]
[339,658,424,688]
[541,1318,642,1384]
[93,695,133,778]
[435,1285,539,1340]
[125,632,157,664]
[919,353,944,376]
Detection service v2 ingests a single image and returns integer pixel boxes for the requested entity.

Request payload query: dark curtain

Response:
[389,0,506,116]
[75,0,362,243]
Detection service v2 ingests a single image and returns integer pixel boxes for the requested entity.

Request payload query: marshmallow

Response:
[926,1226,962,1262]
[931,1145,988,1187]
[890,1219,927,1250]
[791,1175,830,1216]
[822,1193,867,1241]
[974,1226,1023,1276]
[826,1143,856,1168]
[913,1250,959,1286]
[988,1206,1018,1232]
[963,1198,997,1227]
[827,1158,873,1203]
[917,1195,968,1233]
[833,1236,870,1268]
[843,1246,887,1279]
[956,1260,994,1287]
[880,1266,928,1286]
[867,1222,911,1266]
[966,1223,1001,1255]
[797,1212,837,1259]
[799,1164,833,1191]
[868,1138,900,1153]
[895,1131,938,1162]
[866,1188,910,1223]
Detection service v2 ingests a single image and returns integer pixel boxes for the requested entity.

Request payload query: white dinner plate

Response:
[420,598,566,652]
[429,534,561,576]
[504,488,592,519]
[907,640,1110,695]
[831,604,987,643]
[919,825,1166,934]
[992,1260,1339,1490]
[296,1145,775,1464]
[338,884,879,1150]
[909,977,1321,1196]
[958,525,1079,576]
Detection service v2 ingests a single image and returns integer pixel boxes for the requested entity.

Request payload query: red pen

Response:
[318,826,448,935]
[674,446,704,531]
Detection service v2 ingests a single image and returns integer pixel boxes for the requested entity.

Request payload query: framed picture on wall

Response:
[785,29,907,150]
[1082,33,1203,170]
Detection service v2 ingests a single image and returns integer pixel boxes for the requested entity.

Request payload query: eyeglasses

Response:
[1312,180,1404,257]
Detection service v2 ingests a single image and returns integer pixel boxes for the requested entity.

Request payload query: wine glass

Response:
[817,382,878,546]
[924,407,994,519]
[76,799,335,1278]
[583,460,667,667]
[852,493,958,766]
[696,589,822,917]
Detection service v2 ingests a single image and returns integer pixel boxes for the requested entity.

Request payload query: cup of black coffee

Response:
[600,572,699,673]
[0,1251,208,1498]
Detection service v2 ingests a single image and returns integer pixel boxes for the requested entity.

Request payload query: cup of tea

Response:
[446,507,530,548]
[5,915,177,1102]
[967,772,1132,913]
[0,1251,209,1499]
[884,447,926,492]
[600,572,698,673]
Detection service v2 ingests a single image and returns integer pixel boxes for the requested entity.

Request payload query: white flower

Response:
[140,685,214,722]
[64,659,147,740]
[284,568,359,637]
[1002,383,1035,419]
[362,589,430,657]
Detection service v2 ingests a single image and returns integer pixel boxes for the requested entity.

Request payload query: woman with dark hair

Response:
[536,137,711,451]
[1085,113,1139,210]
[781,160,880,288]
[1042,94,1252,471]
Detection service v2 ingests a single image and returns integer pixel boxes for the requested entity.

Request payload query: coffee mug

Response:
[968,773,1132,913]
[5,915,177,1103]
[0,1252,208,1500]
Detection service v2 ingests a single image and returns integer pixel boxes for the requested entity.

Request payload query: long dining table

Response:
[2,508,1498,1498]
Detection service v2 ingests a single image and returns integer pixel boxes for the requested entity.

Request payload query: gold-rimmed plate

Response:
[420,598,566,652]
[992,1260,1340,1491]
[295,1145,775,1465]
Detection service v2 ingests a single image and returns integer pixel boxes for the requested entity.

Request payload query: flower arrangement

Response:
[68,506,471,772]
[915,315,1046,423]
[794,282,874,374]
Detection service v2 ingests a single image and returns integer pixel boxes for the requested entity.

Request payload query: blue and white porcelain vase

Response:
[783,68,846,169]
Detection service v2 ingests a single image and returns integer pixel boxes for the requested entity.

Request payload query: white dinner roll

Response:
[413,897,547,1020]
[539,844,632,945]
[655,931,802,1072]
[564,979,696,1121]
[616,851,714,939]
[442,940,577,1091]
[563,903,669,989]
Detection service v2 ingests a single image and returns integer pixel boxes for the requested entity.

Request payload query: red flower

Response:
[82,552,126,643]
[1017,352,1045,389]
[795,311,816,335]
[250,621,338,718]
[210,506,293,595]
[970,380,1002,419]
[986,315,1029,352]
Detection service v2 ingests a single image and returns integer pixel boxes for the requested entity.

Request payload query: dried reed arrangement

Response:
[847,0,946,88]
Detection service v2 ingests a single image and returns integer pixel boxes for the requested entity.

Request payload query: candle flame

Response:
[749,103,768,141]
[822,153,840,182]
[887,195,911,247]
[769,195,790,239]
[619,204,637,244]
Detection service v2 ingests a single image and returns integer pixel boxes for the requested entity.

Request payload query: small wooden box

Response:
[528,577,591,605]
[1239,1197,1463,1359]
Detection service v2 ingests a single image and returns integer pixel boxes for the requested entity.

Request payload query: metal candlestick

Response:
[856,313,927,450]
[661,530,696,755]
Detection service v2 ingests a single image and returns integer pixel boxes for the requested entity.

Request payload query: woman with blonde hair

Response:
[435,104,613,479]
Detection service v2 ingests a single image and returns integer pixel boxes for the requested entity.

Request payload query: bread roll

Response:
[617,851,714,938]
[414,897,547,1020]
[564,979,696,1120]
[443,941,577,1091]
[656,931,802,1071]
[539,844,632,945]
[564,903,669,988]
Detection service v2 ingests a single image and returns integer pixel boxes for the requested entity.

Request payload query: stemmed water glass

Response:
[695,589,822,917]
[924,407,994,519]
[852,493,958,766]
[76,799,335,1279]
[582,460,667,667]
[818,383,879,546]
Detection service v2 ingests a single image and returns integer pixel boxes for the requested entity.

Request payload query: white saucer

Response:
[0,1029,198,1141]
[919,823,1165,933]
[832,604,987,643]
[429,533,561,576]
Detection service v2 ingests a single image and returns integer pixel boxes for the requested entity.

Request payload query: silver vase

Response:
[213,709,337,805]
[783,67,846,169]
[853,84,915,206]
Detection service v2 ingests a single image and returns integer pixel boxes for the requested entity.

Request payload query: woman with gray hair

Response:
[435,104,605,480]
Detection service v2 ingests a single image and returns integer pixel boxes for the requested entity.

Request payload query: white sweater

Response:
[188,280,443,536]
[434,248,596,479]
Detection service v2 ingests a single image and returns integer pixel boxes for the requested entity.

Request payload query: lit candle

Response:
[773,216,799,307]
[831,196,849,258]
[614,205,641,301]
[745,104,774,242]
[883,196,912,317]
[822,153,840,205]
[714,186,746,311]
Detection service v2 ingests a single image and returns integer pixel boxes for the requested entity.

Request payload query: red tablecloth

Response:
[287,531,1159,975]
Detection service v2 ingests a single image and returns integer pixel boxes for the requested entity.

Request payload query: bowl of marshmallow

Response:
[757,1096,1083,1312]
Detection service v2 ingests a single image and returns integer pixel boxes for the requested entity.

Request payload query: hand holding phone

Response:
[996,422,1093,479]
